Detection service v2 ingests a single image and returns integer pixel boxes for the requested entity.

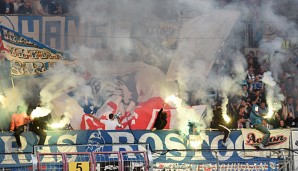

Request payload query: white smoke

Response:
[259,38,288,81]
[31,107,51,119]
[257,0,298,119]
[262,71,284,118]
[2,0,295,135]
[68,0,297,135]
[166,95,206,140]
[39,63,84,109]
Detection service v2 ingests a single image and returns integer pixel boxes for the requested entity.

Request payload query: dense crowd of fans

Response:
[225,47,298,130]
[0,0,71,15]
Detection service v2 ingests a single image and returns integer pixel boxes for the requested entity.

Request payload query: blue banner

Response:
[0,130,280,170]
[0,15,106,51]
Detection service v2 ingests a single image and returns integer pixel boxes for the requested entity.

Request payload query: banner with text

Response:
[241,128,290,157]
[0,130,281,170]
[0,25,73,77]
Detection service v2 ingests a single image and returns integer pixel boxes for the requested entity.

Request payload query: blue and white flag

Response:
[0,25,73,77]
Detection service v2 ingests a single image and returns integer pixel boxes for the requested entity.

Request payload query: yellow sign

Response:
[69,162,90,171]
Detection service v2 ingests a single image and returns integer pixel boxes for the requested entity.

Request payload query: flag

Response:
[167,9,240,81]
[81,96,206,130]
[81,114,106,130]
[0,25,74,77]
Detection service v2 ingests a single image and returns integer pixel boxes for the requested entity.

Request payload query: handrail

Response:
[153,148,292,153]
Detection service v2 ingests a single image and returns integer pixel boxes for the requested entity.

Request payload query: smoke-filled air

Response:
[0,0,297,142]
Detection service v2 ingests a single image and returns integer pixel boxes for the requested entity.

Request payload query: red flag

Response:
[81,97,174,130]
[130,97,172,130]
[81,114,106,130]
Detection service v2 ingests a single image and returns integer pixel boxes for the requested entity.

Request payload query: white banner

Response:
[291,130,298,170]
[241,128,290,158]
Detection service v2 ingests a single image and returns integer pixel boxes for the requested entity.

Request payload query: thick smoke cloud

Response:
[257,0,298,116]
[1,0,296,134]
[70,0,236,134]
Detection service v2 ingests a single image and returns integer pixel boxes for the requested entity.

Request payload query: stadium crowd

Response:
[224,47,298,130]
[204,0,298,131]
[0,0,72,15]
[0,0,297,133]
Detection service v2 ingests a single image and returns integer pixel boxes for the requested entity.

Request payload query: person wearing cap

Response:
[10,105,32,152]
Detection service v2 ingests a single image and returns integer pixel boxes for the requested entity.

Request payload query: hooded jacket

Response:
[10,112,31,131]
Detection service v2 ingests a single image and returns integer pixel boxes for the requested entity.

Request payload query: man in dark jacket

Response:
[29,114,52,147]
[211,100,231,147]
[152,103,167,131]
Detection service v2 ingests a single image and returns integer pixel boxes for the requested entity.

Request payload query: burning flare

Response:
[31,107,51,119]
[48,112,71,129]
[0,94,5,107]
[165,94,181,107]
[221,93,231,123]
[222,113,231,123]
[48,122,64,129]
[189,135,203,149]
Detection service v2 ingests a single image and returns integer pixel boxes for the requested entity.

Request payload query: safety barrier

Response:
[93,151,121,171]
[121,151,149,171]
[0,152,34,171]
[0,149,297,171]
[36,150,149,171]
[64,152,93,171]
[37,152,65,170]
[151,148,292,171]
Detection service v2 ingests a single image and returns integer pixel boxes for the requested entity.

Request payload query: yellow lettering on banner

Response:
[10,60,58,76]
[69,162,89,171]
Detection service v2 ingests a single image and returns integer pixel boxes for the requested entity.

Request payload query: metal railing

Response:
[151,148,295,171]
[0,148,296,171]
[36,150,149,171]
